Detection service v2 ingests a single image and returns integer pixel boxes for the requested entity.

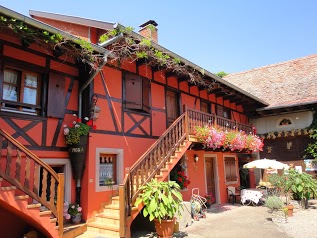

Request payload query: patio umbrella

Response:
[243,158,289,170]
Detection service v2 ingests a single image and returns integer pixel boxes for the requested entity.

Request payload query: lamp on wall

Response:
[194,154,199,163]
[90,94,101,120]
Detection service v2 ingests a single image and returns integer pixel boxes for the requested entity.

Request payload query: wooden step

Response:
[76,230,110,238]
[27,203,41,209]
[15,195,29,200]
[87,222,119,237]
[1,186,16,191]
[96,213,120,220]
[50,218,57,223]
[95,213,120,225]
[40,210,52,216]
[88,222,119,231]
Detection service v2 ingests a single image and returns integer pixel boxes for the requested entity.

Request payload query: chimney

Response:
[139,20,158,43]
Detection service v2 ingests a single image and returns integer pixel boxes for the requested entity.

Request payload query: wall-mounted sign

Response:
[304,159,317,171]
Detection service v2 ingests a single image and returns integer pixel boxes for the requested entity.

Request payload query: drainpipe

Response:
[78,33,123,118]
[76,33,123,205]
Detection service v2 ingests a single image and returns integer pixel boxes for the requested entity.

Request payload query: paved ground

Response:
[131,204,289,238]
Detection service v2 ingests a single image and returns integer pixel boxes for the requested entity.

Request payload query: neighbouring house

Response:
[224,54,317,182]
[0,6,268,238]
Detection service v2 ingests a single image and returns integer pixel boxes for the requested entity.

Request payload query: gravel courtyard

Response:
[132,200,317,238]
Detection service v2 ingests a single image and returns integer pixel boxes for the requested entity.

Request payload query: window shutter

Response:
[142,78,151,113]
[125,74,142,109]
[47,73,66,118]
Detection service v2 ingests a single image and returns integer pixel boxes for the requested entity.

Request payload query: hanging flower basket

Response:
[64,115,96,179]
[68,135,88,180]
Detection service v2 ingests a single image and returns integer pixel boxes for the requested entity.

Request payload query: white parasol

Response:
[243,158,289,170]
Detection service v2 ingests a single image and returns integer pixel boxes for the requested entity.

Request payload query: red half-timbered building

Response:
[0,7,267,237]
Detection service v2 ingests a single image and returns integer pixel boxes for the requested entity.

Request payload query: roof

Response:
[29,10,114,30]
[223,54,317,110]
[0,6,107,54]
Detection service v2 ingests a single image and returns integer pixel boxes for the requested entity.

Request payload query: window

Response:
[1,67,41,115]
[99,153,117,186]
[124,73,150,113]
[216,105,231,119]
[201,101,211,114]
[279,118,292,126]
[96,148,123,192]
[224,156,238,183]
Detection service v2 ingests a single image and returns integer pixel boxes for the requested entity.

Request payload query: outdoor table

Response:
[241,188,267,205]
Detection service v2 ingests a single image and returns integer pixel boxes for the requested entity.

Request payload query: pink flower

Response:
[77,207,82,212]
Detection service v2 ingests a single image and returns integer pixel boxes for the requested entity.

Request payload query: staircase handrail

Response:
[119,112,187,237]
[186,108,252,133]
[0,129,64,236]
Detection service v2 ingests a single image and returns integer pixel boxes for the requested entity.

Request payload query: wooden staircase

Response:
[0,129,64,238]
[80,107,252,238]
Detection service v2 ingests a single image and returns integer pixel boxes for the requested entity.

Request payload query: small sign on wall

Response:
[304,159,317,171]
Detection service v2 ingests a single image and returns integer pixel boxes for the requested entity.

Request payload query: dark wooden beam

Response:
[178,76,189,82]
[136,58,147,68]
[165,72,178,79]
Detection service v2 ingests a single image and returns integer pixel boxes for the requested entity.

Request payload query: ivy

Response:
[0,15,100,68]
[305,110,317,159]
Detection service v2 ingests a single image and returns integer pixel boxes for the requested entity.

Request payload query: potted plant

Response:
[170,170,190,190]
[205,193,216,208]
[268,173,294,216]
[265,196,287,223]
[66,203,82,224]
[63,114,96,179]
[135,178,183,238]
[286,169,317,209]
[105,177,115,197]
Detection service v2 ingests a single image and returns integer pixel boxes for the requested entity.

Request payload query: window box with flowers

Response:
[63,115,96,180]
[194,125,264,152]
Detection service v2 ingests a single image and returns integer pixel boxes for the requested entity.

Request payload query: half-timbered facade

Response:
[0,7,268,237]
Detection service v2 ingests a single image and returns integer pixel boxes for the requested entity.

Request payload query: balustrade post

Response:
[57,173,64,236]
[214,114,217,128]
[184,106,189,140]
[119,184,126,238]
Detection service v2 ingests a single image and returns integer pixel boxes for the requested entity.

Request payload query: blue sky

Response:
[1,1,316,74]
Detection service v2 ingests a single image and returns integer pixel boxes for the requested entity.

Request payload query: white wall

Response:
[250,111,313,134]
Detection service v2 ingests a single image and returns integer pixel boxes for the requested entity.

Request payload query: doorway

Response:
[205,156,218,204]
[166,89,179,127]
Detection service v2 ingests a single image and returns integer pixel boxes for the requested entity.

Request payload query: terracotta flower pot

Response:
[285,204,294,217]
[154,218,175,238]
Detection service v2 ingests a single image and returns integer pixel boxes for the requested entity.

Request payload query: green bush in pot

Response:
[135,178,183,237]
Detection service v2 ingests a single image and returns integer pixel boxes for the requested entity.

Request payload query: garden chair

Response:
[227,186,241,204]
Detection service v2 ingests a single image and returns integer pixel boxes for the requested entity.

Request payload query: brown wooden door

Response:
[205,157,216,203]
[166,90,179,127]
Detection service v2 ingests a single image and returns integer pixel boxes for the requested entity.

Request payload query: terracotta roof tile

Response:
[223,54,317,108]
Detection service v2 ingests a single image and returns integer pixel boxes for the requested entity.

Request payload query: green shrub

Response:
[265,196,284,210]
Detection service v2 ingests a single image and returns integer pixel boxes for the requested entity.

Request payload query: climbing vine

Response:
[98,25,222,92]
[305,110,317,159]
[0,15,102,68]
[0,14,225,92]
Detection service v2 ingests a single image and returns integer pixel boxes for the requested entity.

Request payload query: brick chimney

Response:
[139,20,158,43]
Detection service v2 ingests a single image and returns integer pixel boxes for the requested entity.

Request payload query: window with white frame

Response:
[96,148,123,192]
[224,156,238,183]
[99,153,117,186]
